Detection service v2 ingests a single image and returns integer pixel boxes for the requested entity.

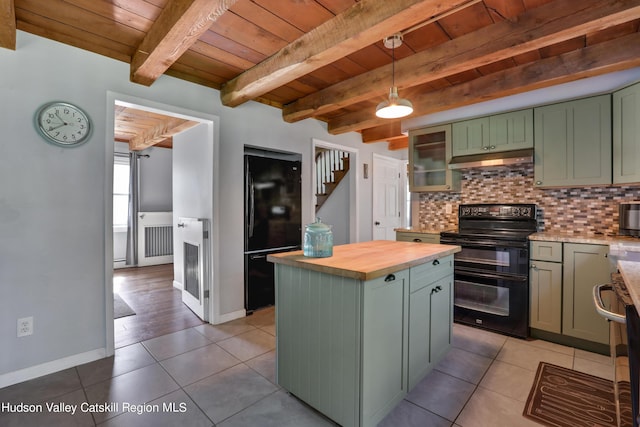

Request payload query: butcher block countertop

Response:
[267,240,461,281]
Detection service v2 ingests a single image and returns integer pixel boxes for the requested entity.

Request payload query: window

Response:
[113,156,130,228]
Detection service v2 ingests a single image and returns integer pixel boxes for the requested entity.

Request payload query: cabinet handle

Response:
[535,181,542,185]
[433,259,440,266]
[531,264,537,269]
[413,238,422,243]
[490,145,496,150]
[384,274,396,282]
[436,285,442,292]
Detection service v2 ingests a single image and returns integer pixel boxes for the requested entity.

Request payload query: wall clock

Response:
[34,101,92,147]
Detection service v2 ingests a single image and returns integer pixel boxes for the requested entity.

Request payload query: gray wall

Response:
[0,31,401,384]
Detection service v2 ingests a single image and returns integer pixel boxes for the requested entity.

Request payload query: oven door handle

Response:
[443,239,528,249]
[593,284,626,324]
[455,267,528,282]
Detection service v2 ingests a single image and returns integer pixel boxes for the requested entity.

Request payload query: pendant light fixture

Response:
[375,34,413,119]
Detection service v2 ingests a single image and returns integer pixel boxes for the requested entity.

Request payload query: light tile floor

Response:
[0,307,613,426]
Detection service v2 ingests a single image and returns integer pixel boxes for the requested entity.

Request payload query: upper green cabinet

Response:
[409,124,460,192]
[533,95,612,188]
[452,109,533,157]
[613,82,640,184]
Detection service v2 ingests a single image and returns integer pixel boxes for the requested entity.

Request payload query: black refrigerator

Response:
[244,150,302,313]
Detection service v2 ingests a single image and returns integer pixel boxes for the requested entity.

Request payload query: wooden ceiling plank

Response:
[130,0,238,86]
[0,0,15,50]
[329,31,640,134]
[220,0,473,108]
[284,0,640,123]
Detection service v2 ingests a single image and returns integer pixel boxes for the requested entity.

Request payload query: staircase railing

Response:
[315,149,350,211]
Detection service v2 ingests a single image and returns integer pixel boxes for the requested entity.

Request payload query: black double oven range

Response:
[440,203,537,338]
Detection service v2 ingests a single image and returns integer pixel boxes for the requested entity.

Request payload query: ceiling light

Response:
[375,34,413,119]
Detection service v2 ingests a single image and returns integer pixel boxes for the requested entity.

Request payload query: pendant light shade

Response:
[375,34,413,119]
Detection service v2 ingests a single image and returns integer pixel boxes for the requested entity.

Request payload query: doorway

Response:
[105,92,219,355]
[372,154,408,240]
[311,139,359,244]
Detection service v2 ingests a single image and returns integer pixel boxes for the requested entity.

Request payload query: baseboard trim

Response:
[173,280,182,290]
[0,348,107,389]
[213,309,246,325]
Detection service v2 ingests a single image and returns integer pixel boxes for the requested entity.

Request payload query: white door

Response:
[372,155,404,240]
[178,217,210,321]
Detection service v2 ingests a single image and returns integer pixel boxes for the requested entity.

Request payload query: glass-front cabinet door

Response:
[408,124,460,192]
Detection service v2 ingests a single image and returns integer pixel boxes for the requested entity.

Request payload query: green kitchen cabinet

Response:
[562,243,610,345]
[274,253,454,427]
[452,117,489,157]
[452,109,533,157]
[530,241,563,334]
[613,82,640,184]
[396,231,440,244]
[409,124,460,192]
[408,256,454,390]
[533,95,612,188]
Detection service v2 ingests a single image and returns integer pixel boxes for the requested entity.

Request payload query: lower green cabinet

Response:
[529,241,611,347]
[562,243,610,345]
[275,255,453,427]
[408,275,452,390]
[362,270,409,426]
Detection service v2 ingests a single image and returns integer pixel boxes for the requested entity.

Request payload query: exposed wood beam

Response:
[128,119,199,151]
[284,0,640,123]
[388,137,408,151]
[220,0,473,108]
[0,0,16,50]
[329,31,640,135]
[362,122,406,143]
[130,0,237,86]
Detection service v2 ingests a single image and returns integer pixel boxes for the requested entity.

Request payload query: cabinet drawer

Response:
[530,241,562,262]
[410,255,453,293]
[396,232,440,244]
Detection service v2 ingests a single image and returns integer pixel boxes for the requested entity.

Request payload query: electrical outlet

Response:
[17,317,33,337]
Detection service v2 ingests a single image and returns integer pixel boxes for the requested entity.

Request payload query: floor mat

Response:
[523,362,632,427]
[114,293,136,319]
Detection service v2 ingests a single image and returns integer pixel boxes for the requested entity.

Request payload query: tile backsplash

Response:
[417,164,640,235]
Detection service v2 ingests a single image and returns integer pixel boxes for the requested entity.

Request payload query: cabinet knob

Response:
[482,146,490,150]
[535,181,542,185]
[384,274,396,282]
[490,145,496,150]
[531,264,537,269]
[413,238,422,243]
[433,259,440,266]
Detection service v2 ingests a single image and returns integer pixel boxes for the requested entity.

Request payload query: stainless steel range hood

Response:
[449,148,534,170]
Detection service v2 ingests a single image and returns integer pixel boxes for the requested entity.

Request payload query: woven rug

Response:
[114,293,136,319]
[523,362,632,427]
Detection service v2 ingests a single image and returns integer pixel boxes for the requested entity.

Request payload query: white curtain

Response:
[125,153,140,265]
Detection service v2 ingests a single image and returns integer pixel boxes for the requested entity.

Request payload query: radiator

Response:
[138,212,174,266]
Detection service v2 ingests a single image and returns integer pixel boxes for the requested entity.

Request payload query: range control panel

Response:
[459,204,537,219]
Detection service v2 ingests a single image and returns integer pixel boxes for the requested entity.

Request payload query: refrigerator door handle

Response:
[248,173,255,238]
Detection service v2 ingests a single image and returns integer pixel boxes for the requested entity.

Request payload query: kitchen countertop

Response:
[617,261,640,313]
[395,227,454,234]
[267,240,461,281]
[530,231,640,245]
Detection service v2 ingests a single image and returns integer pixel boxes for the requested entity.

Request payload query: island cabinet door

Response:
[361,269,409,427]
[408,275,453,390]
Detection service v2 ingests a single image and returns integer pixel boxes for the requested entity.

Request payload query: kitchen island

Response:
[268,240,460,427]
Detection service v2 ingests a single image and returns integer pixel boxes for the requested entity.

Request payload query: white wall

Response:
[0,31,401,384]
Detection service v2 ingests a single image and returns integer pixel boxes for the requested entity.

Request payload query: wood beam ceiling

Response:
[131,0,238,86]
[219,0,473,108]
[0,0,16,50]
[328,31,640,135]
[283,0,640,127]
